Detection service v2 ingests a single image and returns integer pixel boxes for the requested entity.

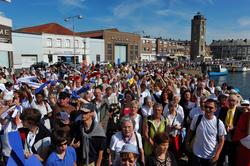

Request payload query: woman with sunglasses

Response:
[46,129,77,166]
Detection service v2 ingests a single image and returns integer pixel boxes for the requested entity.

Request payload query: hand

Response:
[211,154,219,163]
[227,125,233,131]
[24,151,33,159]
[70,138,80,148]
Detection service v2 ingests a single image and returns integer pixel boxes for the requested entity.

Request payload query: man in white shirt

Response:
[187,99,226,166]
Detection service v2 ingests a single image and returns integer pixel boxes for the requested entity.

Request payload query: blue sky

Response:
[1,0,250,44]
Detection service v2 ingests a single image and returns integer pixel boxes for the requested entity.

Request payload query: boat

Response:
[226,60,250,72]
[228,66,250,72]
[208,64,228,76]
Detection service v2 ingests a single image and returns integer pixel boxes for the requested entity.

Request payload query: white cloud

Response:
[238,17,250,26]
[113,2,141,18]
[112,0,162,18]
[155,9,191,20]
[193,0,214,5]
[59,0,85,8]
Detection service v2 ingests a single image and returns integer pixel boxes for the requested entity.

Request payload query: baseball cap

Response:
[56,111,70,125]
[241,100,250,106]
[120,144,139,155]
[215,86,222,92]
[79,103,96,113]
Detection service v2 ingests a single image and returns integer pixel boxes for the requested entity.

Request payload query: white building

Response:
[12,23,105,69]
[140,37,156,61]
[0,15,13,68]
[12,32,43,69]
[87,38,105,64]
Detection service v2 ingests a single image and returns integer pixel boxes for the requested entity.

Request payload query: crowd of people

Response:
[0,61,249,166]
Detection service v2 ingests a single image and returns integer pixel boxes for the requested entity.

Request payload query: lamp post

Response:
[64,15,83,69]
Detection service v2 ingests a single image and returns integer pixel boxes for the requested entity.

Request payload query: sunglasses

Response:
[204,105,215,110]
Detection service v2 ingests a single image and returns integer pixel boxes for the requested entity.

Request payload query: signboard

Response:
[0,24,12,43]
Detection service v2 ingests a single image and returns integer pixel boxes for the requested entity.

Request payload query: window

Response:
[107,43,112,55]
[75,40,79,48]
[96,54,100,62]
[107,43,112,49]
[83,41,86,48]
[48,54,53,63]
[66,39,70,48]
[46,38,52,47]
[108,50,112,54]
[56,39,62,47]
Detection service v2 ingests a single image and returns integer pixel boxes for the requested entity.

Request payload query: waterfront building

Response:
[156,38,191,61]
[78,29,140,64]
[140,37,156,61]
[210,39,250,60]
[191,12,206,60]
[0,15,13,68]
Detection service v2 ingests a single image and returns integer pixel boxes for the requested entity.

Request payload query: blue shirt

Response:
[46,146,76,166]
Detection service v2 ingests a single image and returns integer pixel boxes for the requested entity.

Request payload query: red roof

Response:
[14,23,74,35]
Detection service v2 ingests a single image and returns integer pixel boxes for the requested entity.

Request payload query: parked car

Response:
[30,61,48,70]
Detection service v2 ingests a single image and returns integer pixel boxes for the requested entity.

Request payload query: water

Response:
[210,72,250,99]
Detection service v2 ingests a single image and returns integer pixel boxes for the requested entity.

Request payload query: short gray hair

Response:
[120,116,135,128]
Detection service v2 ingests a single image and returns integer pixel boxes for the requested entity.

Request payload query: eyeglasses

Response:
[204,105,215,110]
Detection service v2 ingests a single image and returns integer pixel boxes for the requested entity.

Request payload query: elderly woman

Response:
[143,103,168,157]
[166,101,184,158]
[129,100,143,134]
[110,116,144,166]
[147,133,178,166]
[141,96,154,118]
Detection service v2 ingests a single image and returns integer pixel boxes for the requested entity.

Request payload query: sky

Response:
[1,0,250,44]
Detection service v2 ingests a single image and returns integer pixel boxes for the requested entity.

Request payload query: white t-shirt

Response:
[31,101,52,130]
[191,115,227,159]
[141,105,153,118]
[110,131,143,165]
[163,104,184,120]
[166,113,183,137]
[31,101,52,118]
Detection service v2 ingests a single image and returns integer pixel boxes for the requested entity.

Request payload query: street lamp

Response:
[64,15,83,69]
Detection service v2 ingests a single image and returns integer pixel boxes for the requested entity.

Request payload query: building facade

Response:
[0,15,13,68]
[140,37,156,61]
[12,32,43,69]
[156,38,191,61]
[210,39,250,60]
[13,23,106,67]
[87,38,105,64]
[191,12,206,60]
[78,29,141,64]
